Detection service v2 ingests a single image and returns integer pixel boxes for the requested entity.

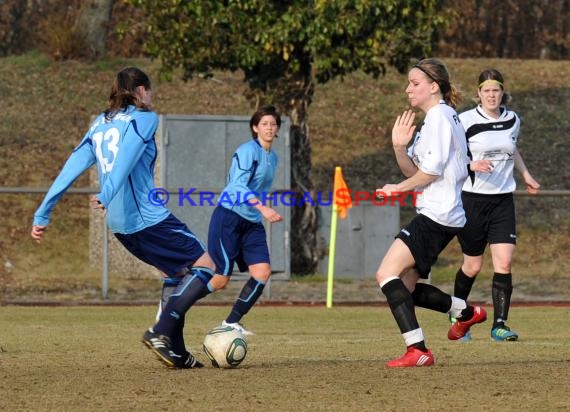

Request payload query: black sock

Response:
[492,272,513,329]
[226,277,266,324]
[412,283,453,314]
[454,268,476,300]
[411,341,428,352]
[380,278,420,335]
[154,267,214,337]
[459,305,474,321]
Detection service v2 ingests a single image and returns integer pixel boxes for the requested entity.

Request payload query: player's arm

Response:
[228,146,258,204]
[229,147,282,222]
[32,140,96,243]
[379,116,449,196]
[378,170,437,198]
[393,146,418,178]
[251,201,283,223]
[246,154,282,223]
[513,149,540,194]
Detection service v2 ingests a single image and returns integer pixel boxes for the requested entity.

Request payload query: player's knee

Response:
[249,263,271,283]
[252,271,271,283]
[376,270,389,285]
[209,274,230,291]
[494,262,512,274]
[462,262,482,276]
[195,252,216,272]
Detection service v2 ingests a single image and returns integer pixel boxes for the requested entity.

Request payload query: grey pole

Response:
[102,218,109,300]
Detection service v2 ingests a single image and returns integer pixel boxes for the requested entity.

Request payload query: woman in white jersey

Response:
[453,69,540,341]
[375,58,487,368]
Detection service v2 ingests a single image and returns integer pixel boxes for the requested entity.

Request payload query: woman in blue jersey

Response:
[31,67,216,369]
[375,58,487,368]
[452,69,540,342]
[206,105,283,335]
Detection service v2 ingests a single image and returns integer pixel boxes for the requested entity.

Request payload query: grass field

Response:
[1,305,569,411]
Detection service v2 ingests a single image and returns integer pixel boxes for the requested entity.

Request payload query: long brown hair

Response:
[105,67,151,120]
[413,58,462,109]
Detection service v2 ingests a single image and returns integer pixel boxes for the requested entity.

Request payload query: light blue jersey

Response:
[33,106,170,234]
[219,139,278,223]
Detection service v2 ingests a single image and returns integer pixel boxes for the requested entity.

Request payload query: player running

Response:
[375,58,487,367]
[452,68,540,341]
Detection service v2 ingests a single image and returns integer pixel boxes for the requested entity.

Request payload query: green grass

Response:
[1,305,569,411]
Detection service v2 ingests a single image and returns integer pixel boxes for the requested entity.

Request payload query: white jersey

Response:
[460,105,519,194]
[407,101,469,227]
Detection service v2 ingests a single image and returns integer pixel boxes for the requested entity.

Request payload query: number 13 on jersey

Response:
[93,128,120,173]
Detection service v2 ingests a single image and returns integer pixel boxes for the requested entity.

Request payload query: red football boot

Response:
[386,347,435,368]
[448,306,487,340]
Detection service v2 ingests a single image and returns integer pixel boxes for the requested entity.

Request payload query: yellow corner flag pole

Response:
[326,167,352,308]
[326,198,339,308]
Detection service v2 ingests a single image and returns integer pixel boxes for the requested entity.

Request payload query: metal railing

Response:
[2,186,569,299]
[1,186,294,299]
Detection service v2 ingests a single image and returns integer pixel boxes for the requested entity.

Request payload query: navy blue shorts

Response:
[396,214,462,279]
[208,206,270,276]
[458,192,517,256]
[114,213,207,277]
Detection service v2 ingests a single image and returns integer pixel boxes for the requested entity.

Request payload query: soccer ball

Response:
[203,325,248,368]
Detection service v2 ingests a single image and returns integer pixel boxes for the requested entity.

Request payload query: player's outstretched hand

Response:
[392,110,416,147]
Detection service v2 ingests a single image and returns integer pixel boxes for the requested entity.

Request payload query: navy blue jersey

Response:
[33,106,170,234]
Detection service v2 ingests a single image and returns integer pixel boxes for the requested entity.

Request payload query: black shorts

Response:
[457,192,516,257]
[396,214,462,279]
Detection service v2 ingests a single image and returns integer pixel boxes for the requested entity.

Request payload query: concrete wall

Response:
[89,115,400,280]
[317,202,399,278]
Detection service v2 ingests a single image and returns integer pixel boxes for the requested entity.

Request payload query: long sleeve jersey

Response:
[219,139,278,223]
[33,106,170,234]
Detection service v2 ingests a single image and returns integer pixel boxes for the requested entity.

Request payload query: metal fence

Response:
[3,186,569,300]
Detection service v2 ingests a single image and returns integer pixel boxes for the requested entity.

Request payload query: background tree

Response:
[127,0,448,274]
[76,0,115,59]
[0,0,116,59]
[435,0,569,59]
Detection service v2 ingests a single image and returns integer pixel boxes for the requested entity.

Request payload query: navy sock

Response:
[154,267,214,338]
[226,277,266,324]
[454,268,476,301]
[411,283,452,314]
[158,278,187,354]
